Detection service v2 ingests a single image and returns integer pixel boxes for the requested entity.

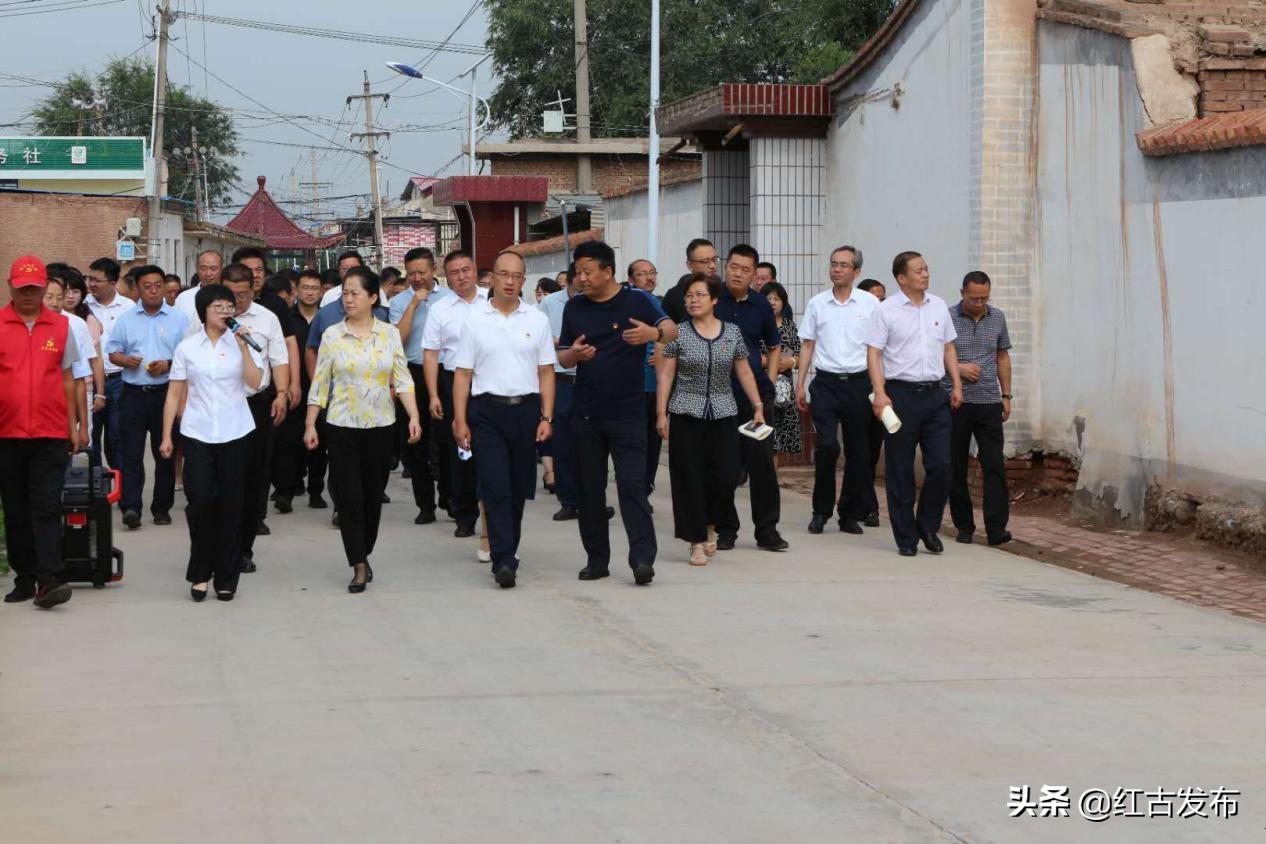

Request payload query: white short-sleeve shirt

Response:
[232,302,288,395]
[452,299,557,397]
[170,330,259,444]
[865,290,958,382]
[799,287,880,374]
[420,288,489,372]
[86,293,131,374]
[63,311,96,380]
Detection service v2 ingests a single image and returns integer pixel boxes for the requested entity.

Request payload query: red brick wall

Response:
[0,192,149,305]
[489,156,700,196]
[1198,69,1266,114]
[380,220,438,270]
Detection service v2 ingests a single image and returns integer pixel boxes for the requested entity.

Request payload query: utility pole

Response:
[349,71,389,270]
[298,150,333,219]
[147,0,173,265]
[574,0,593,194]
[190,125,204,222]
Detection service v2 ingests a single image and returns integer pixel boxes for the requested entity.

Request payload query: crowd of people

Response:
[0,233,1013,607]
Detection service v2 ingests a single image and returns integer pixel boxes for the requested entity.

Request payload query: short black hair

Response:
[231,246,266,264]
[403,247,435,265]
[962,270,992,288]
[343,265,381,301]
[132,265,166,285]
[892,251,923,279]
[220,262,254,285]
[380,266,402,283]
[727,244,760,265]
[195,283,235,324]
[264,275,292,297]
[443,249,473,268]
[761,281,793,318]
[165,274,182,285]
[683,272,724,302]
[89,257,121,281]
[298,269,323,285]
[320,268,341,287]
[572,240,616,271]
[536,277,562,294]
[857,278,884,295]
[478,267,493,278]
[336,250,364,267]
[686,238,713,260]
[756,261,777,279]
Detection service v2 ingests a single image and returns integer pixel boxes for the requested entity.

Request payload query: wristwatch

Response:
[656,323,665,342]
[1001,393,1013,400]
[541,415,554,423]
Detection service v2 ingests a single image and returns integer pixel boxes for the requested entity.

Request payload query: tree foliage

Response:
[485,0,895,139]
[31,56,240,207]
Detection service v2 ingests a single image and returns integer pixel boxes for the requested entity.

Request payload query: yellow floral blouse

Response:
[308,319,414,429]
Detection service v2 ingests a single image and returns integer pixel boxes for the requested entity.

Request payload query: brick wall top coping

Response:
[1136,107,1266,153]
[505,228,605,259]
[656,83,833,137]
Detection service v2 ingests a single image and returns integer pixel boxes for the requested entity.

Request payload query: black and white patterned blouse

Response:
[661,320,748,420]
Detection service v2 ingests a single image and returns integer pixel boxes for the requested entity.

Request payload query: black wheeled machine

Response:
[61,453,124,589]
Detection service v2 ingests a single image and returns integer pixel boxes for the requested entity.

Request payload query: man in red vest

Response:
[1,255,82,609]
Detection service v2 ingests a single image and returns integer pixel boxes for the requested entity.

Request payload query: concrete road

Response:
[2,473,1265,843]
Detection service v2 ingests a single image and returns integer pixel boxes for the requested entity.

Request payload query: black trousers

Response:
[239,391,275,558]
[810,374,879,520]
[716,394,781,544]
[950,402,1010,540]
[326,423,395,565]
[401,362,436,513]
[119,383,175,515]
[182,432,252,593]
[272,392,307,498]
[573,411,657,569]
[0,437,69,589]
[883,382,952,551]
[551,378,579,508]
[90,372,122,469]
[438,368,478,529]
[868,416,885,503]
[668,414,739,542]
[470,396,538,572]
[308,409,330,498]
[644,392,662,495]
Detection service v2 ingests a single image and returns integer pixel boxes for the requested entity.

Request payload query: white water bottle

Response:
[869,393,902,434]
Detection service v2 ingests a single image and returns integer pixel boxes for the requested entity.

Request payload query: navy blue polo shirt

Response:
[559,285,669,421]
[715,288,781,402]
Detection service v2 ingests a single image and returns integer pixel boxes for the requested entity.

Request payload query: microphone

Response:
[225,316,263,352]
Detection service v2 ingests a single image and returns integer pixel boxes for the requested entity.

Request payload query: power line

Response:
[0,0,123,17]
[174,11,487,55]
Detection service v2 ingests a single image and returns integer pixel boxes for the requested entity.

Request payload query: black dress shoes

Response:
[190,586,208,602]
[808,514,828,534]
[216,590,234,602]
[275,495,293,514]
[414,509,437,525]
[864,512,881,528]
[308,494,328,509]
[454,524,476,538]
[153,510,172,526]
[33,583,72,609]
[255,519,270,536]
[955,530,974,544]
[758,535,790,552]
[899,547,918,557]
[553,505,579,521]
[122,510,141,530]
[632,563,655,585]
[988,531,1013,547]
[381,492,391,504]
[495,567,516,588]
[239,556,257,574]
[4,584,35,603]
[920,532,944,554]
[578,566,610,581]
[715,535,736,551]
[838,519,864,535]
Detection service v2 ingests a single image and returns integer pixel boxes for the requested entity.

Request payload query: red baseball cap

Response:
[8,255,48,288]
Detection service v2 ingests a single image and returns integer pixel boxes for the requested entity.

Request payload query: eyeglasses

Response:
[688,256,718,266]
[493,270,526,282]
[684,292,712,301]
[829,261,855,270]
[208,303,235,313]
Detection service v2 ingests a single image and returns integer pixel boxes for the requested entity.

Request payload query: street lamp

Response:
[387,55,492,177]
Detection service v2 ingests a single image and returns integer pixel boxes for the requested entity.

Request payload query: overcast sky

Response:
[0,0,492,224]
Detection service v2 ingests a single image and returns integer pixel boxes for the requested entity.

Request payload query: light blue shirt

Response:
[104,301,189,386]
[538,287,576,375]
[389,286,450,365]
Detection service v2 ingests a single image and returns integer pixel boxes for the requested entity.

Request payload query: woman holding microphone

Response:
[305,267,420,593]
[160,284,262,602]
[656,274,765,566]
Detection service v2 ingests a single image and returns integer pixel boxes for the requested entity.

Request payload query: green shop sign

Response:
[0,136,146,177]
